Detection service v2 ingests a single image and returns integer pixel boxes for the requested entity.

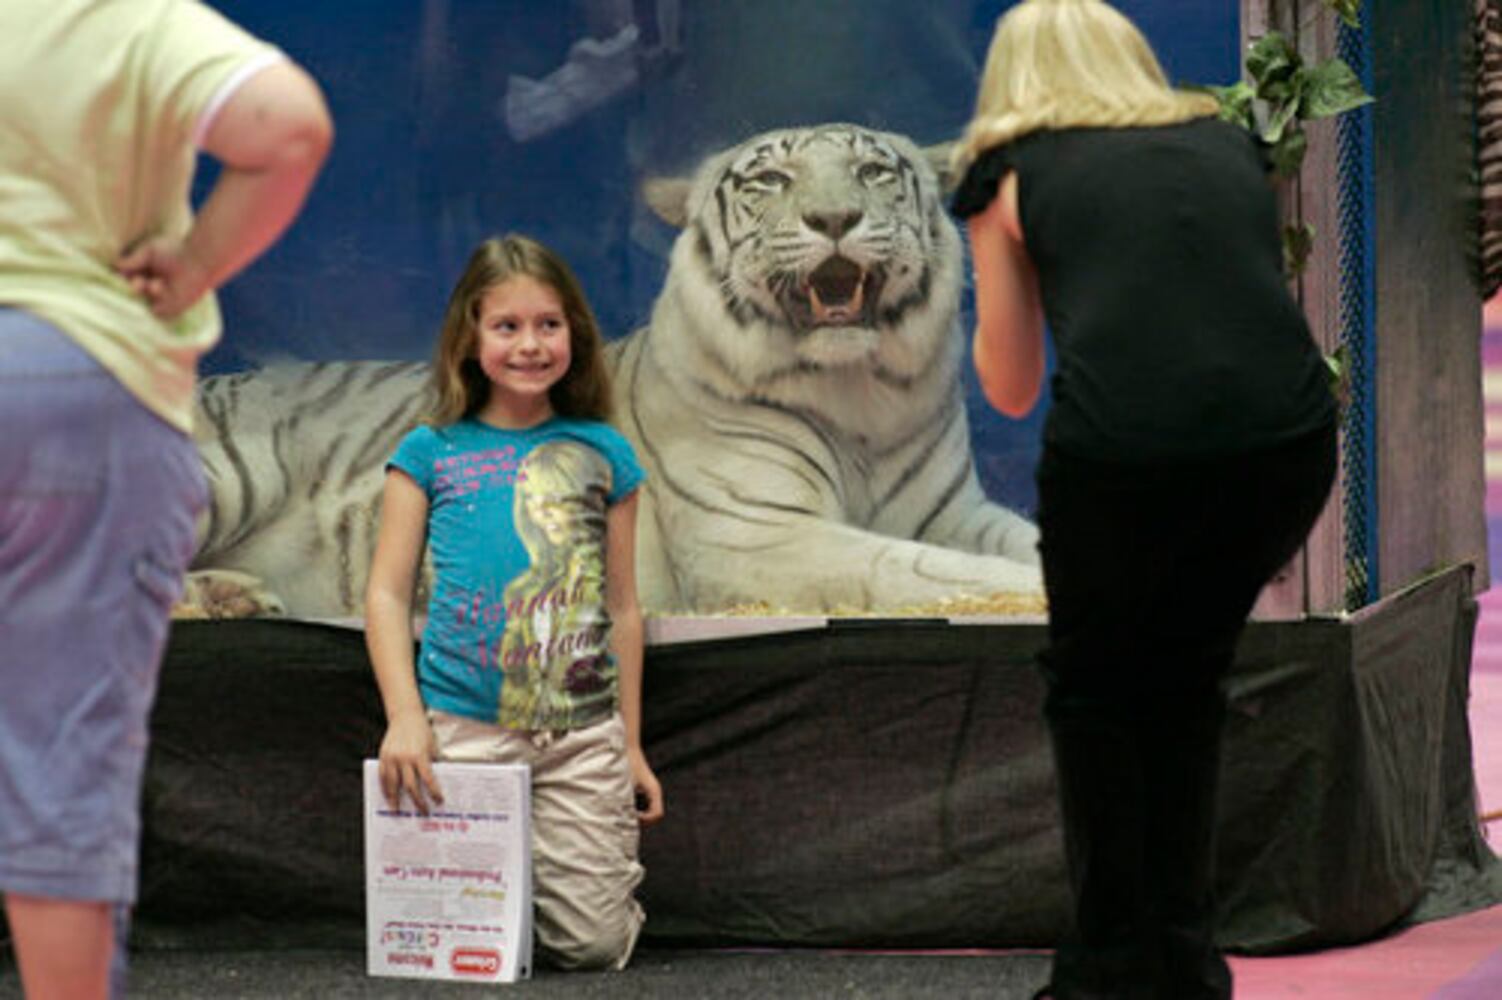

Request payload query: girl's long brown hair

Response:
[428,234,613,425]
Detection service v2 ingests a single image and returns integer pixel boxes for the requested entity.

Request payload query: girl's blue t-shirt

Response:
[389,416,644,730]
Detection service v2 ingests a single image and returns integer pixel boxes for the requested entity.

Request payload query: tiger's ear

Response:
[923,142,958,194]
[642,177,694,229]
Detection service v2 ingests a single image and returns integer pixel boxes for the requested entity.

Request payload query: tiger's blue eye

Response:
[750,169,792,189]
[857,161,894,183]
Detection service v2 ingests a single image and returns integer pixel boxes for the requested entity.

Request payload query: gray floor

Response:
[0,947,1052,999]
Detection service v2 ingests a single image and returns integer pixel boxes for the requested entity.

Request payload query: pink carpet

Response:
[1227,635,1501,998]
[1220,305,1502,998]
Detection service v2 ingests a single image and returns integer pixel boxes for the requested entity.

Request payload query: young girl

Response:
[951,2,1337,998]
[365,234,664,971]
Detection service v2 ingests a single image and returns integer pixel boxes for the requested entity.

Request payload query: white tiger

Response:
[177,123,1043,620]
[611,122,1041,613]
[180,361,433,620]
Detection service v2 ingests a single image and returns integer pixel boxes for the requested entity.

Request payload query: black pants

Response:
[1034,422,1337,1000]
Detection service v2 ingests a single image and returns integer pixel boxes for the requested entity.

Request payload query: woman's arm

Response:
[967,170,1046,418]
[115,59,334,319]
[365,469,442,814]
[605,490,664,825]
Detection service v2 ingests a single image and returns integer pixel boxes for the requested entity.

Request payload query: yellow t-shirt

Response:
[0,0,280,433]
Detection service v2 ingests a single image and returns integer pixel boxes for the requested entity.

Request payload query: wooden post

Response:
[1249,0,1349,617]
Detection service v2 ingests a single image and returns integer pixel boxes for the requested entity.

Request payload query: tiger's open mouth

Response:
[782,257,884,329]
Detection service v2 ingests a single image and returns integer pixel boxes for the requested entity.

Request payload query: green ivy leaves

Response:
[1303,56,1373,119]
[1326,0,1362,29]
[1189,0,1371,403]
[1283,221,1316,278]
[1324,343,1353,409]
[1204,32,1373,180]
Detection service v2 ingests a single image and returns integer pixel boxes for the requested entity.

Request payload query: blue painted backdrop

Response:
[202,0,1240,515]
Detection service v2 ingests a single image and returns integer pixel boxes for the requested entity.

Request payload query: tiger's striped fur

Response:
[1478,0,1502,297]
[178,124,1042,619]
[182,361,433,619]
[611,123,1041,613]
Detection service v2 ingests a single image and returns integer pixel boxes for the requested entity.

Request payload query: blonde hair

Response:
[429,234,614,425]
[512,440,608,560]
[952,0,1219,171]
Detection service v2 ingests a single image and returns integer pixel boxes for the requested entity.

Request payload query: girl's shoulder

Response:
[403,417,488,448]
[547,416,634,453]
[393,421,442,458]
[395,418,501,463]
[546,418,645,498]
[398,421,441,445]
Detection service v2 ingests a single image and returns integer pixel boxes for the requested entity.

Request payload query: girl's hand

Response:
[628,745,664,826]
[378,710,444,815]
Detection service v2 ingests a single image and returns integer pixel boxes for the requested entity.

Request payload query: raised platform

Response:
[132,566,1501,952]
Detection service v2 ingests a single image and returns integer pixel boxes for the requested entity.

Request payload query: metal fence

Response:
[1336,15,1379,610]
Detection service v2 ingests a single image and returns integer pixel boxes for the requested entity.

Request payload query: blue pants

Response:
[0,309,206,991]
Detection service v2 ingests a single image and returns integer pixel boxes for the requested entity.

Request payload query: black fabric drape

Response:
[128,567,1500,953]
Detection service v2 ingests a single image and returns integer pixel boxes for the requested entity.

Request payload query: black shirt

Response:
[952,117,1336,463]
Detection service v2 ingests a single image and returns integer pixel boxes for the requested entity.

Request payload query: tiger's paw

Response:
[174,570,287,620]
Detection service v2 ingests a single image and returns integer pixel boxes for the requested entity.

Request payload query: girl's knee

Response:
[541,914,640,971]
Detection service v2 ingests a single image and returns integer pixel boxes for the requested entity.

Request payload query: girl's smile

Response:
[474,275,571,425]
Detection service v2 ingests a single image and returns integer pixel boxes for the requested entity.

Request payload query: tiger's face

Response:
[652,124,962,389]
